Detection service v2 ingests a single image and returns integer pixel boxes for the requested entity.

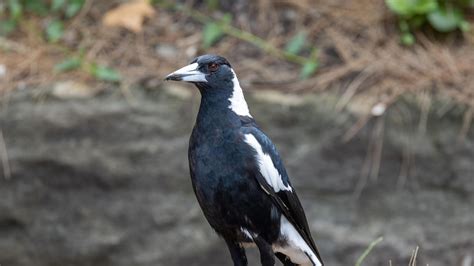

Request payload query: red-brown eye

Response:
[208,63,219,72]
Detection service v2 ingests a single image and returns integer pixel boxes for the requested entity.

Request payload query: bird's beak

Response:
[164,63,207,83]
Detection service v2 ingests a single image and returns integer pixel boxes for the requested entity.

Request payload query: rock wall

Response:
[0,86,473,266]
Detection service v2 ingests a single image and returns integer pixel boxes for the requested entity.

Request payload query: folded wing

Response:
[241,126,323,265]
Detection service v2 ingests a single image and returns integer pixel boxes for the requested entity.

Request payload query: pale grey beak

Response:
[164,63,207,82]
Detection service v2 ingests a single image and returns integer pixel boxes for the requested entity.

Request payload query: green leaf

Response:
[54,57,82,73]
[222,13,232,24]
[45,20,64,42]
[91,65,121,82]
[401,32,415,45]
[398,19,410,32]
[65,0,85,18]
[300,60,318,79]
[410,15,426,28]
[8,0,22,20]
[205,0,219,11]
[386,0,437,16]
[386,0,412,16]
[24,0,48,15]
[0,19,17,36]
[202,22,224,48]
[428,7,463,32]
[52,0,67,11]
[412,0,437,14]
[201,14,231,48]
[285,32,306,55]
[459,20,470,32]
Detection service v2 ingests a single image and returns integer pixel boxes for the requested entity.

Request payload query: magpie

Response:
[165,55,324,266]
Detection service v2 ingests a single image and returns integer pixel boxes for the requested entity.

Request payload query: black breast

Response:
[188,124,280,242]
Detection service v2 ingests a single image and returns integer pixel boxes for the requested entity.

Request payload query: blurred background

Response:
[1,0,473,265]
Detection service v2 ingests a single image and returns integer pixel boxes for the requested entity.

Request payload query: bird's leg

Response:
[224,238,248,266]
[253,236,275,266]
[275,252,297,266]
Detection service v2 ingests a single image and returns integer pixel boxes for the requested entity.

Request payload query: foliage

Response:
[88,64,121,82]
[45,19,64,42]
[1,0,121,82]
[54,56,122,82]
[54,57,82,72]
[285,31,306,55]
[161,0,320,79]
[0,0,84,38]
[202,14,231,48]
[386,0,473,45]
[285,32,319,78]
[300,48,319,79]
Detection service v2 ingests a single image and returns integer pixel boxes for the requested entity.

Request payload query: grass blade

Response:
[54,57,82,73]
[355,237,383,266]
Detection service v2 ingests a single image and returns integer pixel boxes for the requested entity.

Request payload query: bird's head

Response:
[165,54,233,88]
[165,54,251,117]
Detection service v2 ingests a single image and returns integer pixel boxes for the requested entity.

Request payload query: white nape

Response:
[229,70,252,117]
[243,134,292,192]
[273,216,323,266]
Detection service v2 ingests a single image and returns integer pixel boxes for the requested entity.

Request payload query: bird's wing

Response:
[240,126,323,264]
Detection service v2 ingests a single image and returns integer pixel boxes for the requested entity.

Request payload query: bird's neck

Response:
[195,72,252,129]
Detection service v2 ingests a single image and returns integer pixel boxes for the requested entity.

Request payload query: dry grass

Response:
[1,0,473,112]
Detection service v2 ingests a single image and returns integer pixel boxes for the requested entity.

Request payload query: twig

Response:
[417,90,431,135]
[355,237,384,266]
[461,254,472,266]
[458,107,472,143]
[336,65,375,111]
[370,117,384,181]
[352,117,385,197]
[397,145,412,189]
[343,114,371,142]
[0,129,11,180]
[353,143,371,199]
[408,246,419,266]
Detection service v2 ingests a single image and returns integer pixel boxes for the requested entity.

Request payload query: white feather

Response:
[229,70,252,117]
[240,227,253,239]
[244,134,292,192]
[273,216,322,266]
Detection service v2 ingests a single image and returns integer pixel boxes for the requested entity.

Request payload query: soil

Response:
[0,84,473,266]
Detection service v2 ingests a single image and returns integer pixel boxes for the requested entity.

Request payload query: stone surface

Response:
[155,44,179,60]
[0,64,6,79]
[52,81,100,99]
[0,87,473,266]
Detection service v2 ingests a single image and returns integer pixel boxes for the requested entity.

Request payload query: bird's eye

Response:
[208,63,219,72]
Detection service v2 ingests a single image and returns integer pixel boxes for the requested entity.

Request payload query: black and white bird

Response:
[165,55,324,266]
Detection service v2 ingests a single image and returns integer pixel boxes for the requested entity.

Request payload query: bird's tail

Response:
[305,251,323,266]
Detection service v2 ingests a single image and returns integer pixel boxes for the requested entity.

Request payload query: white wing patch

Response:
[229,70,252,117]
[273,216,323,266]
[244,134,292,192]
[240,227,253,239]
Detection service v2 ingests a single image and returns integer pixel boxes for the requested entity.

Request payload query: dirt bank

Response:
[0,85,472,266]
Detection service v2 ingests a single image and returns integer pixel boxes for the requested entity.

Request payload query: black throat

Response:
[193,80,247,131]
